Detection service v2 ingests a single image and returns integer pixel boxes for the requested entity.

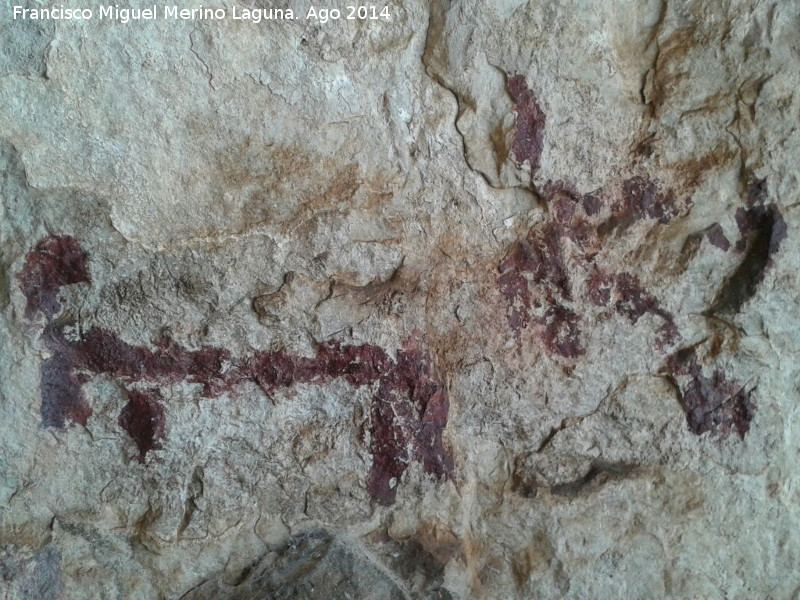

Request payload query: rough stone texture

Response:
[1,0,799,598]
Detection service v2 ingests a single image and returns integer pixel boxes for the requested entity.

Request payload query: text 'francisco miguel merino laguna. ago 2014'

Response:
[13,5,392,23]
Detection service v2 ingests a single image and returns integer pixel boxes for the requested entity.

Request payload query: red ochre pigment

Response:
[497,76,787,439]
[21,236,452,505]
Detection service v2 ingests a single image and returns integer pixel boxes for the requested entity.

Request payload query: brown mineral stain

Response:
[414,523,461,565]
[209,139,365,234]
[646,27,697,115]
[665,145,738,190]
[286,163,361,234]
[512,531,557,588]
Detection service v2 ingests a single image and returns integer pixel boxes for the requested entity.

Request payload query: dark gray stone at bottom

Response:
[182,531,415,600]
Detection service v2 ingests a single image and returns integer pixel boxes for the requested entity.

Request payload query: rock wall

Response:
[1,0,799,598]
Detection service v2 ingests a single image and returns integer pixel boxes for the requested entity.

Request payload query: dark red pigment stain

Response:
[581,191,603,217]
[586,266,613,307]
[614,272,678,347]
[40,354,91,428]
[539,305,583,359]
[705,223,730,251]
[497,77,789,440]
[507,74,546,172]
[20,236,452,505]
[498,178,680,356]
[597,177,681,237]
[683,222,730,253]
[118,389,165,462]
[620,176,680,224]
[666,347,754,439]
[663,183,785,438]
[368,338,452,505]
[19,235,90,319]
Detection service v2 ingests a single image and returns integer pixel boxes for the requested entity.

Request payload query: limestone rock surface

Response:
[1,0,800,598]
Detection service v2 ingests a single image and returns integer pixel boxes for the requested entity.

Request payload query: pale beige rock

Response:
[1,0,799,598]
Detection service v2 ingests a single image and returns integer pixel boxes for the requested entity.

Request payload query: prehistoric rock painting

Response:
[21,235,452,506]
[498,75,786,438]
